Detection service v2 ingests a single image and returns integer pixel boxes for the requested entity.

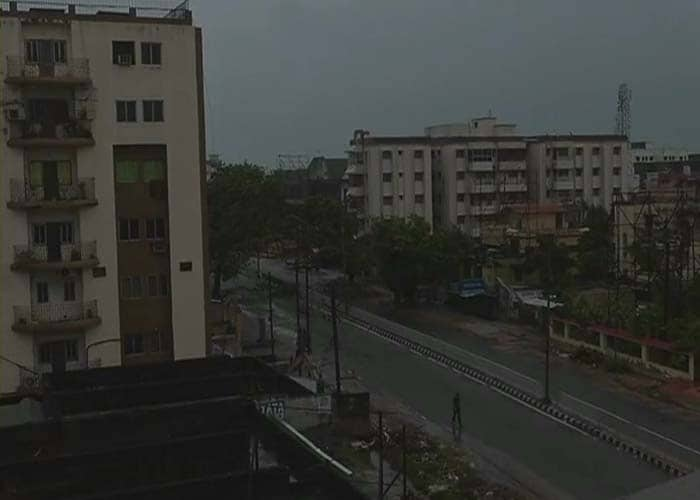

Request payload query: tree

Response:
[523,235,574,294]
[368,217,441,303]
[208,162,283,298]
[577,205,613,283]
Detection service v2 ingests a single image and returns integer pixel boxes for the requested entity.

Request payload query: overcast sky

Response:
[193,0,700,168]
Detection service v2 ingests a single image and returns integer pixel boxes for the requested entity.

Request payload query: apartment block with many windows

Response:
[347,118,633,234]
[0,2,208,393]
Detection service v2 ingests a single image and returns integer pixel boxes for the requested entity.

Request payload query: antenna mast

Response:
[615,83,631,138]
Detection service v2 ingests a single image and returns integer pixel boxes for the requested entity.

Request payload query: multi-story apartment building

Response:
[347,118,634,234]
[0,1,208,393]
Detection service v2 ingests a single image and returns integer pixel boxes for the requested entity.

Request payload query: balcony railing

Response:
[7,118,93,147]
[469,161,495,172]
[8,178,96,208]
[5,56,91,85]
[13,300,100,333]
[12,241,98,270]
[498,161,526,171]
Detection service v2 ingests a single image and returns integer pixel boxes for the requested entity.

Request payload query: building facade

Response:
[0,2,208,393]
[347,118,634,235]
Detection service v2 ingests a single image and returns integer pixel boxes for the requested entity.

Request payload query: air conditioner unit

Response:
[151,242,167,254]
[117,54,133,66]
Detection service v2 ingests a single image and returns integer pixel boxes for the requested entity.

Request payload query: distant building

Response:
[347,118,634,235]
[630,141,699,190]
[0,2,208,393]
[275,156,347,203]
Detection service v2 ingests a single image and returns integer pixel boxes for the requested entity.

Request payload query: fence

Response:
[5,56,90,81]
[551,317,696,381]
[9,177,96,204]
[13,241,97,265]
[14,300,99,325]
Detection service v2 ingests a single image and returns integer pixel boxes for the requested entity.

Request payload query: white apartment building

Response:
[0,1,208,394]
[347,118,634,234]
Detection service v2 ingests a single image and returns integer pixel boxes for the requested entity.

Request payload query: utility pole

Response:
[331,286,341,394]
[268,272,275,359]
[664,239,670,325]
[543,235,552,405]
[305,264,311,353]
[401,425,407,499]
[377,411,384,500]
[295,262,301,355]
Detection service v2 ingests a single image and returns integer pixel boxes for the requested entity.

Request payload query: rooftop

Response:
[0,0,192,23]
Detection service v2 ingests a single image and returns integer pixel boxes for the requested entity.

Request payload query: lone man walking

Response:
[452,392,462,434]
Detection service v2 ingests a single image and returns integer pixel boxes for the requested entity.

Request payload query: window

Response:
[382,196,392,206]
[159,274,169,296]
[636,156,640,162]
[121,276,143,299]
[613,167,621,175]
[142,160,165,181]
[592,147,601,156]
[151,330,162,352]
[382,151,392,160]
[468,149,493,162]
[457,171,465,180]
[593,188,601,196]
[32,224,46,245]
[413,150,423,159]
[457,193,465,202]
[457,215,466,224]
[112,41,135,65]
[382,173,392,182]
[415,172,424,181]
[146,218,165,240]
[456,149,465,159]
[592,168,601,176]
[141,42,162,65]
[65,340,78,362]
[57,161,72,186]
[148,275,158,297]
[25,39,66,63]
[613,146,621,155]
[575,147,583,156]
[116,160,140,183]
[555,147,569,158]
[36,282,49,303]
[121,276,132,298]
[125,334,144,355]
[64,280,76,302]
[132,276,143,298]
[575,168,583,177]
[59,223,73,244]
[613,187,621,194]
[116,100,137,122]
[118,218,140,241]
[39,344,51,365]
[143,100,164,122]
[415,194,424,204]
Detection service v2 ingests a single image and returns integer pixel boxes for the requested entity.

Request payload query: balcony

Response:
[5,57,91,86]
[553,160,574,170]
[8,178,97,209]
[553,180,574,191]
[502,182,528,193]
[346,185,364,197]
[470,205,498,216]
[498,161,526,171]
[12,300,100,334]
[472,183,497,194]
[12,241,98,272]
[469,161,495,172]
[7,118,94,148]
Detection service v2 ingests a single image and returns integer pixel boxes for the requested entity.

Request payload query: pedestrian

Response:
[452,392,462,433]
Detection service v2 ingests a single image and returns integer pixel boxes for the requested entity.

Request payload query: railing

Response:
[9,177,96,205]
[14,300,99,325]
[13,241,97,265]
[498,161,526,171]
[9,118,92,141]
[6,56,90,82]
[469,161,495,172]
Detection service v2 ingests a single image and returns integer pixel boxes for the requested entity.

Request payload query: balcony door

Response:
[27,99,70,138]
[25,39,67,77]
[29,161,72,200]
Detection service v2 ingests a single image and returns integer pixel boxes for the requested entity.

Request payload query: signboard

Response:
[258,399,286,420]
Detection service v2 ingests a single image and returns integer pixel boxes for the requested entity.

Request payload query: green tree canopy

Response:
[577,205,613,283]
[208,162,284,297]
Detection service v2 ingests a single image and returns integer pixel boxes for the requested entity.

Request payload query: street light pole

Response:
[543,235,553,405]
[305,264,311,353]
[295,262,301,355]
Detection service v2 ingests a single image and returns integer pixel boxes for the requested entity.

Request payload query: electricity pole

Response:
[295,262,301,355]
[543,235,552,405]
[331,286,341,394]
[268,272,275,359]
[305,264,311,353]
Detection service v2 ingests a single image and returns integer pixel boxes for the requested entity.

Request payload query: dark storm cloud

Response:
[194,0,700,167]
